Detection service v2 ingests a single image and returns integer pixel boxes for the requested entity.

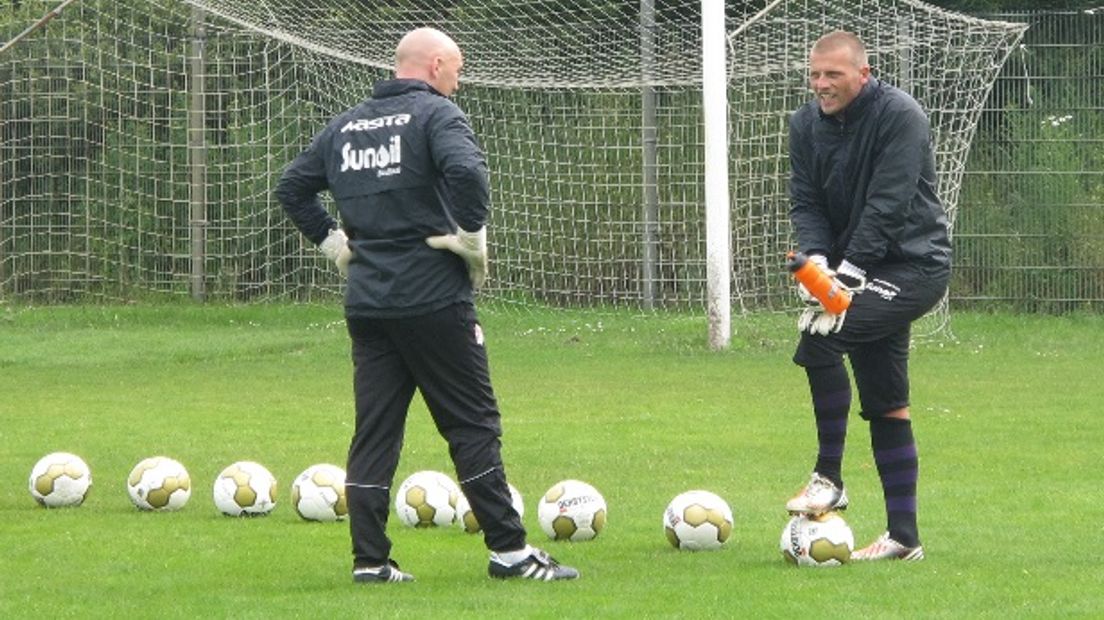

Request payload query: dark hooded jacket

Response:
[789,77,951,276]
[275,79,488,317]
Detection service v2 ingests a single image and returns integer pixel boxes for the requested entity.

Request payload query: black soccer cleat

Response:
[352,560,414,584]
[488,548,579,581]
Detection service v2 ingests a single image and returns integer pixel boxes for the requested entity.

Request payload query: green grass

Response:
[1,304,1100,618]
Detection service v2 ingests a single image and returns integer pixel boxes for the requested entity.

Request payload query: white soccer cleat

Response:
[852,532,925,562]
[785,472,849,515]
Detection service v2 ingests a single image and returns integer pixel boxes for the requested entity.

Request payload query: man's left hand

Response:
[834,259,866,292]
[426,227,488,290]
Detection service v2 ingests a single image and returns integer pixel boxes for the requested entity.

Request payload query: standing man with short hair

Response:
[784,30,952,561]
[275,26,578,583]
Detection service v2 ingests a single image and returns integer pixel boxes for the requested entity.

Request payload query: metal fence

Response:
[954,10,1104,312]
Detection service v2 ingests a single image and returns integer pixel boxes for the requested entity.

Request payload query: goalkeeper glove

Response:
[834,259,866,292]
[797,306,846,336]
[425,226,487,290]
[319,228,352,277]
[795,260,866,336]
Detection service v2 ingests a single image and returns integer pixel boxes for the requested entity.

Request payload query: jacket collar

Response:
[372,78,445,99]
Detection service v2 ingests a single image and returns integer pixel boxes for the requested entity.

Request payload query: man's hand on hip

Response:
[319,228,352,277]
[426,227,487,290]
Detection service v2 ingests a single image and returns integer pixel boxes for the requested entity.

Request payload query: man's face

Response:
[808,46,870,116]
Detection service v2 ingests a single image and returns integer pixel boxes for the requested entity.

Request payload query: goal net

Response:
[0,1,1024,334]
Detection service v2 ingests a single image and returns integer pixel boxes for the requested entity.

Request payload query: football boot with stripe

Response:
[488,548,579,581]
[786,472,850,516]
[852,532,925,562]
[352,560,415,583]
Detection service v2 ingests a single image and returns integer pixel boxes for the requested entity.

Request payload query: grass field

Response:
[1,304,1100,618]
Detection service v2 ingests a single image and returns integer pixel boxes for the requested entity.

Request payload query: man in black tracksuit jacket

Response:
[275,27,577,583]
[782,30,951,563]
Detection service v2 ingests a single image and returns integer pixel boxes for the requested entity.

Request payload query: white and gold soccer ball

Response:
[663,489,733,551]
[456,483,524,534]
[213,461,277,516]
[127,456,191,511]
[291,463,347,522]
[537,479,607,541]
[394,470,460,528]
[780,512,854,567]
[29,452,92,507]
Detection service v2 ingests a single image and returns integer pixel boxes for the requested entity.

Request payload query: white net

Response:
[0,1,1025,332]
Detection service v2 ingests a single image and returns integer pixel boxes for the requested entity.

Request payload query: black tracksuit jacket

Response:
[275,79,488,317]
[788,77,952,276]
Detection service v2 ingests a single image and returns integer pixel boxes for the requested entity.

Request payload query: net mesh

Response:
[0,1,1025,334]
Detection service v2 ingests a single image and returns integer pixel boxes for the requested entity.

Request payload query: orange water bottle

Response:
[787,251,851,314]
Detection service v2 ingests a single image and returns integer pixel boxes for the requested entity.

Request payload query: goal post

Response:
[0,0,1025,345]
[702,0,731,350]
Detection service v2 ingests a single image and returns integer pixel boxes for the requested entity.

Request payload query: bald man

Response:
[276,27,579,583]
[784,30,950,562]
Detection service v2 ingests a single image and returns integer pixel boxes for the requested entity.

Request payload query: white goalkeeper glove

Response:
[833,259,866,292]
[319,228,352,278]
[796,260,866,336]
[797,306,847,336]
[425,226,487,290]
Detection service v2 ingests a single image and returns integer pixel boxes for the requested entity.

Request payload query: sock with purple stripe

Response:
[805,363,851,488]
[870,417,920,547]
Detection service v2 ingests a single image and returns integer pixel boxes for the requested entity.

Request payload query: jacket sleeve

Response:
[274,132,338,245]
[845,100,930,267]
[426,104,490,232]
[788,110,833,257]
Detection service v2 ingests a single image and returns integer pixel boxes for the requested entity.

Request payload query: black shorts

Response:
[793,262,949,419]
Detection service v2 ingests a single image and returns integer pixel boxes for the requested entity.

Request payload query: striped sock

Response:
[805,363,851,488]
[870,417,920,547]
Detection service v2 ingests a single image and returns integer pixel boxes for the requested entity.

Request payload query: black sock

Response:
[870,417,920,547]
[805,363,851,488]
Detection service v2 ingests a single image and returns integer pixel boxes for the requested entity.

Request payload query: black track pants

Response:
[344,302,525,566]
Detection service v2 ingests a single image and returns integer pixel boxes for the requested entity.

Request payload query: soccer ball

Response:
[663,490,733,551]
[291,463,347,522]
[456,483,524,534]
[394,470,460,528]
[213,461,277,516]
[127,456,192,511]
[780,512,854,567]
[537,479,607,541]
[29,452,92,507]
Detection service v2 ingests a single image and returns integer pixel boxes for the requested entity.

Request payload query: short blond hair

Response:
[812,30,868,67]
